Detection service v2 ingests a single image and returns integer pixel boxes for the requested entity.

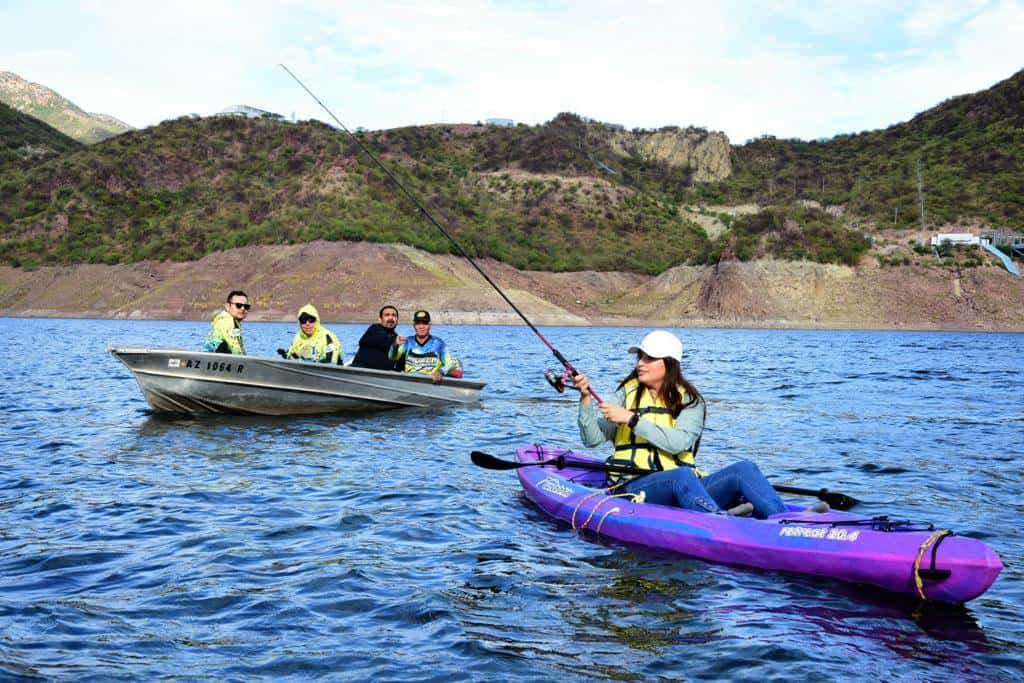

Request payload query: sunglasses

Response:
[231,302,251,310]
[299,315,317,324]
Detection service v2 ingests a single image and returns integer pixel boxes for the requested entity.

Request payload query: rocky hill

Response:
[0,71,132,144]
[0,68,1021,330]
[0,240,1020,330]
[0,101,83,164]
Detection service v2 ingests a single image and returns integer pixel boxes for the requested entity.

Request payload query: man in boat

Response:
[388,309,458,384]
[279,304,342,363]
[350,305,402,371]
[203,290,249,355]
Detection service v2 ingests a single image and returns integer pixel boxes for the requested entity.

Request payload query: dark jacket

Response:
[351,324,401,371]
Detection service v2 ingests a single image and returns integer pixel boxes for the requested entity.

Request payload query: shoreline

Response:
[3,310,1022,333]
[2,241,1021,333]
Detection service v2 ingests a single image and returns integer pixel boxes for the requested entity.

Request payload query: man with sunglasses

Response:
[203,290,249,355]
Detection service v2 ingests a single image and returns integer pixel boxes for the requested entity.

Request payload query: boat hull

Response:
[110,347,484,415]
[516,445,1002,603]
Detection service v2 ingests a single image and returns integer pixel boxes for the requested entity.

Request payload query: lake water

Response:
[1,318,1022,681]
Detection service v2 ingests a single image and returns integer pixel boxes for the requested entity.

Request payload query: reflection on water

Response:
[0,319,1021,680]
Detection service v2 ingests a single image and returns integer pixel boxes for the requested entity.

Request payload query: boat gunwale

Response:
[108,346,487,390]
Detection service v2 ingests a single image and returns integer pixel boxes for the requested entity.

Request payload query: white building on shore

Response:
[930,233,982,246]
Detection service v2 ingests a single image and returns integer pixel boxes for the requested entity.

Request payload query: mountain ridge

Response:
[0,71,132,144]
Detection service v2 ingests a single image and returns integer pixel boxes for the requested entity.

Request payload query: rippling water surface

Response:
[1,318,1022,681]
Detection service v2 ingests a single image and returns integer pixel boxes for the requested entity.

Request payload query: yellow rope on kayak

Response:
[913,529,952,600]
[595,506,620,535]
[572,490,642,533]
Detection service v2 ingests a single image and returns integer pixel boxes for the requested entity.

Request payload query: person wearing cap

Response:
[203,290,249,355]
[388,309,457,384]
[351,305,402,371]
[278,304,342,364]
[571,330,788,519]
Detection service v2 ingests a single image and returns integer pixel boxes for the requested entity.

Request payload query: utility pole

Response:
[916,158,926,230]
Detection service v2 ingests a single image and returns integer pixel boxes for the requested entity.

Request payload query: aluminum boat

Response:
[110,347,485,415]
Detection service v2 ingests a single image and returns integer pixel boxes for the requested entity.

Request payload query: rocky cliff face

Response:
[0,241,1019,330]
[613,128,732,181]
[0,71,132,144]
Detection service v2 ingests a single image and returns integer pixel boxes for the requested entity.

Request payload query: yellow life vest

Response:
[608,378,701,483]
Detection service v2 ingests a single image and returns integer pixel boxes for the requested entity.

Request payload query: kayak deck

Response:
[515,445,1002,603]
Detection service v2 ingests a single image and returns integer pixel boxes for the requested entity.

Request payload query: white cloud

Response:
[903,0,987,41]
[1,1,1021,140]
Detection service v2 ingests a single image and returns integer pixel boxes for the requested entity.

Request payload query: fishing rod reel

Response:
[544,368,573,394]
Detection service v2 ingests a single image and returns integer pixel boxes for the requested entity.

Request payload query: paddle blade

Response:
[470,451,522,470]
[773,484,860,511]
[821,490,860,511]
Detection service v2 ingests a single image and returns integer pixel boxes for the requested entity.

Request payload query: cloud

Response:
[903,0,987,41]
[1,1,1021,140]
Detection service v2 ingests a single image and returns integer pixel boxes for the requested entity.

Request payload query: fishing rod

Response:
[281,64,602,403]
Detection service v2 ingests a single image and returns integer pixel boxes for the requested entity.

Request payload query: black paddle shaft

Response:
[469,451,860,510]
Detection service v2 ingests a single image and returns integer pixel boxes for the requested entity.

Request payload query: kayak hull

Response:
[515,445,1002,603]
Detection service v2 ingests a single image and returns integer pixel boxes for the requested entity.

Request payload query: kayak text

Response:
[779,526,861,542]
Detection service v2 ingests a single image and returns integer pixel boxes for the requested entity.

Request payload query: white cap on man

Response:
[628,330,683,362]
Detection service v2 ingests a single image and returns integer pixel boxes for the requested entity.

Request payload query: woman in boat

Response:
[281,304,342,364]
[571,330,789,519]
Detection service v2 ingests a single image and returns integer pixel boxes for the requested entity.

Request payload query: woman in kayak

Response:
[571,330,789,519]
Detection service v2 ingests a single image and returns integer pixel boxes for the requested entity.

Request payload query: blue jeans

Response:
[621,460,786,519]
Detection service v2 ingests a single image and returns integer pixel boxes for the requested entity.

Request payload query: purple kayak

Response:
[515,445,1002,603]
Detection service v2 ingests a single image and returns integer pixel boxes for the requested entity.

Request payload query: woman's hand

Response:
[600,402,634,425]
[570,373,591,403]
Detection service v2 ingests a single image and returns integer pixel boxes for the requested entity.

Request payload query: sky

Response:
[1,0,1022,143]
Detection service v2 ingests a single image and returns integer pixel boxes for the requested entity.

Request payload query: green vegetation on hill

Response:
[701,70,1024,229]
[0,101,82,164]
[0,115,713,272]
[709,206,871,266]
[0,69,1020,273]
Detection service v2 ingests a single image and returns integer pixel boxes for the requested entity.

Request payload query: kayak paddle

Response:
[470,451,860,510]
[770,484,859,511]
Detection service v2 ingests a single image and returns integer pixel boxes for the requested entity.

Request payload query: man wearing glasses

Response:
[203,290,249,355]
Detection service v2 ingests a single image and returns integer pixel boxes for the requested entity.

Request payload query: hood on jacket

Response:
[297,304,322,337]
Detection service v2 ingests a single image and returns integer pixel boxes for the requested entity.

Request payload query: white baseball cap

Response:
[628,330,683,361]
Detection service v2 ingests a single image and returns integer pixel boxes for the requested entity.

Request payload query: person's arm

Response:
[203,332,224,353]
[436,340,457,375]
[388,339,407,362]
[360,325,392,351]
[577,387,620,447]
[285,332,302,360]
[204,314,235,353]
[632,399,705,455]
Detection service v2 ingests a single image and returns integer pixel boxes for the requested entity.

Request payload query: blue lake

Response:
[1,318,1022,680]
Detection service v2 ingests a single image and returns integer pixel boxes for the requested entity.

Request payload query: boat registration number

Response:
[168,358,245,374]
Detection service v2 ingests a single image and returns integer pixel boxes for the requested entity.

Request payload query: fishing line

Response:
[281,64,602,402]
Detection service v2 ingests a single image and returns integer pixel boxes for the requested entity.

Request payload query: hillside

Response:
[0,71,132,144]
[706,69,1024,229]
[0,113,866,273]
[0,101,83,164]
[0,69,1021,281]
